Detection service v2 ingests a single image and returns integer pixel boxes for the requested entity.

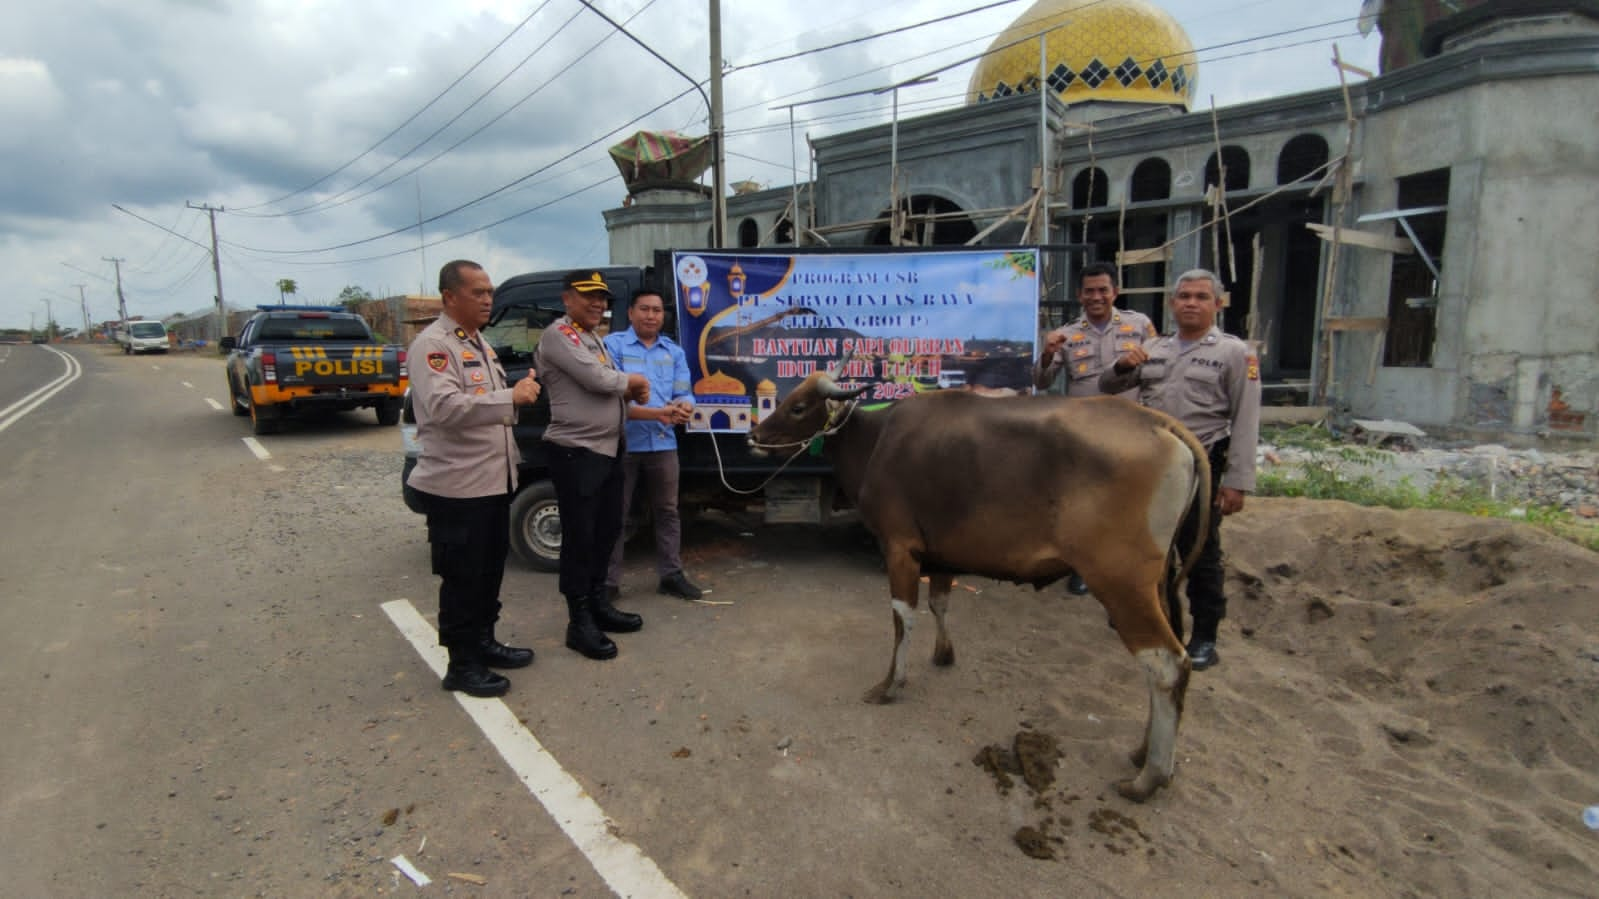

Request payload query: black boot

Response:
[1186,620,1220,671]
[442,647,511,697]
[590,590,643,633]
[478,630,534,669]
[564,595,618,660]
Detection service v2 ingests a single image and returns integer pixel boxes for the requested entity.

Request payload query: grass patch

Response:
[1257,430,1599,553]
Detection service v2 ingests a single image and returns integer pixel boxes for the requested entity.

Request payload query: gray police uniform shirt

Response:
[407,312,519,498]
[1035,309,1157,398]
[1098,325,1263,493]
[535,314,630,457]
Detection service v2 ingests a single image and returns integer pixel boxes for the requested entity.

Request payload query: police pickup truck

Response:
[222,305,407,435]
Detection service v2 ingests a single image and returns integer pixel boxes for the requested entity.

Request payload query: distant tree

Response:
[337,285,373,311]
[276,278,298,305]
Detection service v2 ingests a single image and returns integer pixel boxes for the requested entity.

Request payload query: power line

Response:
[221,84,697,256]
[232,0,553,213]
[237,0,578,219]
[726,0,1020,74]
[228,173,616,269]
[241,0,660,221]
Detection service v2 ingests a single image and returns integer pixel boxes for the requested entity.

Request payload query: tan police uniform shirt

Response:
[536,314,630,457]
[1035,309,1157,398]
[1098,325,1263,492]
[407,312,519,498]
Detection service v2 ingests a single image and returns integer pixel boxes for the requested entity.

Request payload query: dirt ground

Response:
[581,496,1599,897]
[12,347,1593,897]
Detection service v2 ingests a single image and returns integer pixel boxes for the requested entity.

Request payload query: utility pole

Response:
[709,0,727,249]
[188,202,227,343]
[74,283,90,339]
[103,256,129,330]
[40,298,55,343]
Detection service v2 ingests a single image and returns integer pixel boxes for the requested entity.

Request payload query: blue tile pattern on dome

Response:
[966,0,1199,108]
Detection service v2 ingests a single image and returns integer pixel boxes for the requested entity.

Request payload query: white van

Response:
[120,320,169,355]
[936,369,967,390]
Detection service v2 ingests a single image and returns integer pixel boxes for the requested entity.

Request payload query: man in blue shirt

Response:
[603,289,704,600]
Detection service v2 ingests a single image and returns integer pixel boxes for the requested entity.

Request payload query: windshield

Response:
[129,322,165,337]
[257,317,371,341]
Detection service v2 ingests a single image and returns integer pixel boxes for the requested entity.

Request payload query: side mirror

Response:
[219,336,237,351]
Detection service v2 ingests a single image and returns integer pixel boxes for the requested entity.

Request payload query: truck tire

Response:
[508,481,561,572]
[250,399,281,435]
[375,397,402,426]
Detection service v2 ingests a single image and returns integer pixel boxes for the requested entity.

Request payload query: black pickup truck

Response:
[222,305,408,435]
[401,265,838,571]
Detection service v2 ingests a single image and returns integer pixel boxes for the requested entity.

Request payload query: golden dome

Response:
[694,370,747,396]
[967,0,1197,109]
[755,379,777,395]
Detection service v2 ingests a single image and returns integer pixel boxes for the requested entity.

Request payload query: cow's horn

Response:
[823,349,856,380]
[816,373,871,400]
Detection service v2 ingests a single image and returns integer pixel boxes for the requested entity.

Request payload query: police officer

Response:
[536,271,651,661]
[409,259,544,698]
[1035,261,1157,398]
[1035,261,1158,595]
[1100,268,1262,671]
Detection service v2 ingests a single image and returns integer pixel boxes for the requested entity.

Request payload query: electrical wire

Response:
[232,0,554,213]
[236,0,584,219]
[246,0,661,221]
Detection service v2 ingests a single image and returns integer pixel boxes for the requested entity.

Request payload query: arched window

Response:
[865,195,977,246]
[1277,134,1331,185]
[1203,146,1250,193]
[737,218,759,248]
[775,217,794,245]
[1071,167,1109,209]
[1129,158,1171,202]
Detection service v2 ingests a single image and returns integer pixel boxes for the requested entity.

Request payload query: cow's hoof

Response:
[1114,774,1169,803]
[862,684,895,704]
[932,645,955,667]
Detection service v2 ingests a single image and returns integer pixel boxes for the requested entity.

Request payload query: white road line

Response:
[205,398,224,411]
[181,381,194,389]
[241,437,271,460]
[0,346,82,435]
[380,599,687,899]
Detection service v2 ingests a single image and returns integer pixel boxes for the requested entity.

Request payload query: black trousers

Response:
[544,442,625,601]
[419,490,511,651]
[1176,438,1230,638]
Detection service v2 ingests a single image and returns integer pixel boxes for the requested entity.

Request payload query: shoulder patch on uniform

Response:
[1144,322,1157,337]
[557,324,581,347]
[426,352,448,372]
[1247,355,1260,381]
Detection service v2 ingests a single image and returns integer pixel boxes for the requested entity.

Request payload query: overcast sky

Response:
[0,0,1379,331]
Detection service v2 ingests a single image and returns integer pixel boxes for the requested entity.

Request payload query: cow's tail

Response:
[1168,419,1212,589]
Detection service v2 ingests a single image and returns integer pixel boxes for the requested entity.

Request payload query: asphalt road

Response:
[0,344,1271,898]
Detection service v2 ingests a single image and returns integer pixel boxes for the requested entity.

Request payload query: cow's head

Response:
[748,367,869,456]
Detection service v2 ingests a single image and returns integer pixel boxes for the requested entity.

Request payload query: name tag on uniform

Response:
[462,359,482,368]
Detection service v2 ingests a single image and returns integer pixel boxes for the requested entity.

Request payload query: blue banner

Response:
[670,249,1039,433]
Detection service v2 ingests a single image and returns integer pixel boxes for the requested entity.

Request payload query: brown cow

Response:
[748,371,1211,801]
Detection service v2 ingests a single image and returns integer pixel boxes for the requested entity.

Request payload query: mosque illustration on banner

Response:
[687,372,777,433]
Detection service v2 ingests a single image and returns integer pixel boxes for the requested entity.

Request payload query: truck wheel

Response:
[250,400,280,435]
[509,481,561,572]
[228,376,249,416]
[375,397,402,426]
